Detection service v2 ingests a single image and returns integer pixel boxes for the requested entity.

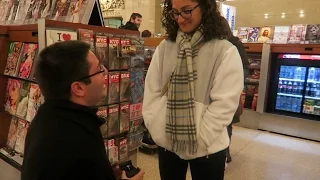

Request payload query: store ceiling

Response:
[224,0,320,27]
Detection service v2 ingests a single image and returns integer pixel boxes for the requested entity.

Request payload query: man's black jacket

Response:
[21,100,116,180]
[119,21,139,31]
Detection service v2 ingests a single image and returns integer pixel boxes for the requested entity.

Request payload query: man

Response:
[119,13,142,31]
[21,41,144,180]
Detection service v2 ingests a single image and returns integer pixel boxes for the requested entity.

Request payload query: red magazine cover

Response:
[120,71,130,102]
[5,79,21,115]
[97,106,108,138]
[108,37,120,70]
[129,103,142,120]
[119,103,129,133]
[107,138,119,165]
[108,104,119,137]
[95,33,108,66]
[108,71,120,104]
[119,137,128,162]
[17,43,39,79]
[78,29,94,51]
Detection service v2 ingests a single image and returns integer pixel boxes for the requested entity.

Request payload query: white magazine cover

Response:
[273,26,290,44]
[46,29,78,46]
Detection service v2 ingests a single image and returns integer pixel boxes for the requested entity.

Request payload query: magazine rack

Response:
[0,19,140,170]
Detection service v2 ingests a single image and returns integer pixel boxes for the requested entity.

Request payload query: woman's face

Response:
[263,30,269,36]
[171,0,202,34]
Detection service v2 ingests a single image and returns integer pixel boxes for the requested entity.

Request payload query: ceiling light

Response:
[300,13,304,17]
[281,15,285,18]
[300,10,304,14]
[282,13,285,15]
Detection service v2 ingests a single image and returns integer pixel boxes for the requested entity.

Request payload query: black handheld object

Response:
[119,160,140,178]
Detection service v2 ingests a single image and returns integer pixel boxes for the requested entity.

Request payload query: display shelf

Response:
[0,20,145,171]
[271,44,320,54]
[243,43,263,53]
[0,149,22,171]
[144,38,164,47]
[277,93,303,98]
[305,96,320,100]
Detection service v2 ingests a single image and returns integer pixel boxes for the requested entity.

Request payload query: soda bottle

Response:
[311,83,317,97]
[289,67,294,79]
[282,81,287,93]
[315,68,320,82]
[294,67,302,80]
[316,84,320,97]
[309,67,316,81]
[298,82,303,95]
[287,81,293,94]
[297,98,302,112]
[285,66,290,78]
[291,97,298,112]
[306,84,311,96]
[278,80,283,93]
[292,81,298,95]
[276,96,281,110]
[280,66,285,78]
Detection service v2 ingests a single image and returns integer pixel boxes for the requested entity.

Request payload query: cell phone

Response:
[119,160,140,178]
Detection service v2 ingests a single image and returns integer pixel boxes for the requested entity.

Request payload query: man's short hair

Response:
[130,13,142,20]
[141,30,152,38]
[35,41,91,100]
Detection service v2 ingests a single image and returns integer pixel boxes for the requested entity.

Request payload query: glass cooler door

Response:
[303,67,320,115]
[276,65,307,113]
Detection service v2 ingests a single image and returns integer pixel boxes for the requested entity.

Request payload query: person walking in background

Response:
[141,30,152,38]
[120,13,142,31]
[142,0,243,179]
[21,41,144,180]
[221,16,249,163]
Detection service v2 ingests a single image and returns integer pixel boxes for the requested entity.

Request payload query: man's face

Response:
[132,17,142,28]
[84,51,107,106]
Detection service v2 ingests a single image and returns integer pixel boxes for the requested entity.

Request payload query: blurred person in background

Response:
[120,13,142,31]
[141,30,152,38]
[221,16,249,163]
[142,0,244,179]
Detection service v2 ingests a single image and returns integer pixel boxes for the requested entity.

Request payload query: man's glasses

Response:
[77,64,106,82]
[169,4,200,20]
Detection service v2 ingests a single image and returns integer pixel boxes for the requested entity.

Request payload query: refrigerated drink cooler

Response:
[267,54,320,120]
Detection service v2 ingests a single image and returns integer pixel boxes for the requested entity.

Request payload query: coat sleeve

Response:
[142,45,162,128]
[200,46,244,148]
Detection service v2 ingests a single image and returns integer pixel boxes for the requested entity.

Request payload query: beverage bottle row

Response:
[308,67,320,82]
[276,96,301,113]
[278,80,304,95]
[305,83,320,97]
[279,66,306,80]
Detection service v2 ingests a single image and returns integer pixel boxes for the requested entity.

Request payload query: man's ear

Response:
[70,81,85,97]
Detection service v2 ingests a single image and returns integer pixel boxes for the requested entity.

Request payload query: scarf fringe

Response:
[170,140,198,155]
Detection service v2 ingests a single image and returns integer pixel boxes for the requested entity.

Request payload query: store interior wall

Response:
[101,0,157,34]
[224,0,320,28]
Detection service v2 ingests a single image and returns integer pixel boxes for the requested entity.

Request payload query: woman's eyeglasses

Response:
[77,64,106,82]
[169,4,200,20]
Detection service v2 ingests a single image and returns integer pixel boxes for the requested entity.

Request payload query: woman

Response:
[142,0,244,179]
[221,16,249,163]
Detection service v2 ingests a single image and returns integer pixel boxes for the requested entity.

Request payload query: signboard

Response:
[220,4,236,31]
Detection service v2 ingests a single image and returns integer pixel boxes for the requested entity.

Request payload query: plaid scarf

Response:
[166,29,203,154]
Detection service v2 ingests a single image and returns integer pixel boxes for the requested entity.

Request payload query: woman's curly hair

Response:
[162,0,229,42]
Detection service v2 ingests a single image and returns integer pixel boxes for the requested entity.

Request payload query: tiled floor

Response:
[138,126,320,180]
[1,126,319,180]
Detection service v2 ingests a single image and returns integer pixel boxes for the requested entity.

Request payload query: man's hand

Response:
[111,162,121,180]
[121,169,145,180]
